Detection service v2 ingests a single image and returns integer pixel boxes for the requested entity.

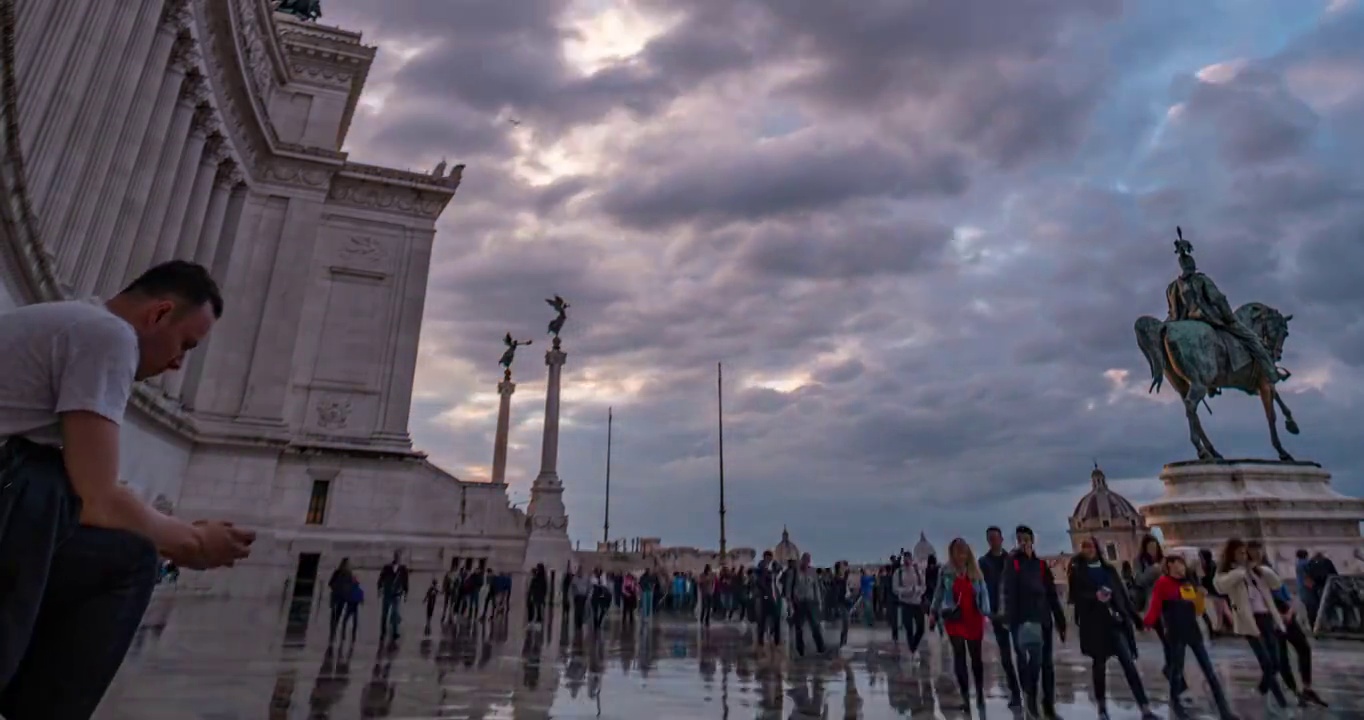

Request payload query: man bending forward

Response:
[0,261,254,718]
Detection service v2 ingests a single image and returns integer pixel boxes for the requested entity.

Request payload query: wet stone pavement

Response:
[92,594,1363,719]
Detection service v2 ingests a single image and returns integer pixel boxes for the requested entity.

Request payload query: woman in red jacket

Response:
[931,538,990,713]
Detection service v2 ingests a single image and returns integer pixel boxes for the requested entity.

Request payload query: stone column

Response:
[522,337,572,572]
[491,371,516,485]
[188,164,239,267]
[17,0,84,140]
[171,136,224,262]
[104,75,199,292]
[71,23,186,295]
[533,339,567,489]
[52,0,171,277]
[148,107,213,266]
[23,0,118,187]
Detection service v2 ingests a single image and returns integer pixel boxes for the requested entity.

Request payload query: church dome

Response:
[913,532,937,563]
[772,526,801,563]
[1072,465,1142,525]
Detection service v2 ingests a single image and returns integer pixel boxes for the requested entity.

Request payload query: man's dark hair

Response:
[987,526,1003,536]
[1015,525,1034,539]
[1296,549,1309,559]
[122,261,223,319]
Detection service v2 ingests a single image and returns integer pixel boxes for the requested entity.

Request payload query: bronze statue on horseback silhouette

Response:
[1134,228,1300,462]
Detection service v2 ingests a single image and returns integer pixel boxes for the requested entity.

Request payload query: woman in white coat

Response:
[1213,538,1289,710]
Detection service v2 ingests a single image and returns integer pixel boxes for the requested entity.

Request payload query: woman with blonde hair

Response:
[931,538,990,713]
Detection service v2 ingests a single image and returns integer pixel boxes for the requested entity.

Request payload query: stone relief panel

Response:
[331,234,391,275]
[310,272,389,387]
[305,390,376,436]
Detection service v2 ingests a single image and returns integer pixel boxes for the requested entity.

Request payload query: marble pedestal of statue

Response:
[1141,460,1364,579]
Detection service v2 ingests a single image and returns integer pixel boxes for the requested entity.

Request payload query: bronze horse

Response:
[1134,302,1298,462]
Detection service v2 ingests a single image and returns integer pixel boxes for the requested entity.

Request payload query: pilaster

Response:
[17,0,82,143]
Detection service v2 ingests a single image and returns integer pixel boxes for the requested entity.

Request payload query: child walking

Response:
[1146,555,1237,719]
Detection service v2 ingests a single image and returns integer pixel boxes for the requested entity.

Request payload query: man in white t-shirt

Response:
[0,260,254,719]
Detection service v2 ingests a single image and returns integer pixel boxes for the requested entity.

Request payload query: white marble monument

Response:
[0,0,543,595]
[1142,460,1364,579]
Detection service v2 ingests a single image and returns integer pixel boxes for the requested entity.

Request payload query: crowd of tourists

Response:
[523,526,1336,720]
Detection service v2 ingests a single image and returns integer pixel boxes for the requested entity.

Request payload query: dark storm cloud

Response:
[333,1,1364,559]
[599,135,968,229]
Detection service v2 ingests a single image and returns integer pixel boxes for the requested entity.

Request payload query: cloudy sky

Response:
[321,0,1364,559]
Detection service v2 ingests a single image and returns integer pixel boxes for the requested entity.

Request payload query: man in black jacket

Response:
[755,551,782,647]
[1000,526,1067,719]
[980,526,1022,708]
[378,551,410,639]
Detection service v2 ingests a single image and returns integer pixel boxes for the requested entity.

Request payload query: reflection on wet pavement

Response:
[94,595,1362,719]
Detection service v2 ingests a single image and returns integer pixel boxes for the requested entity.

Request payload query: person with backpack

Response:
[327,558,356,644]
[1068,537,1158,720]
[1000,525,1067,719]
[1146,554,1237,719]
[892,550,926,658]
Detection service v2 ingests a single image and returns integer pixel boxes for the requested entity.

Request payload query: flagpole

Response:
[718,362,727,566]
[603,407,612,546]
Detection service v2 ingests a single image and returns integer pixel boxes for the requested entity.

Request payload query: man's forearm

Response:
[80,484,200,558]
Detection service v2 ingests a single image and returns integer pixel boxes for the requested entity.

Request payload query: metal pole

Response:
[718,362,727,565]
[603,407,612,545]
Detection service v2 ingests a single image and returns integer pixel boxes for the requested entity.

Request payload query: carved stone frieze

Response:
[327,179,448,219]
[315,397,352,429]
[261,161,330,189]
[233,0,278,107]
[178,71,208,106]
[337,235,387,269]
[160,0,192,31]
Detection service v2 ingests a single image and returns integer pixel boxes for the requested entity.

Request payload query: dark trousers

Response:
[1249,614,1288,706]
[329,597,345,640]
[992,623,1021,698]
[1168,633,1234,718]
[573,594,588,630]
[528,596,545,624]
[340,603,358,639]
[1014,626,1056,707]
[0,438,158,719]
[1093,628,1148,707]
[380,594,402,636]
[757,597,781,645]
[898,602,925,652]
[791,600,825,655]
[1277,619,1312,692]
[949,635,984,702]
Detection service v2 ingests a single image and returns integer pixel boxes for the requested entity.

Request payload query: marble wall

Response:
[1,0,530,598]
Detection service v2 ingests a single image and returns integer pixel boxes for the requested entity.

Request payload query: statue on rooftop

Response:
[1134,227,1300,462]
[275,0,322,22]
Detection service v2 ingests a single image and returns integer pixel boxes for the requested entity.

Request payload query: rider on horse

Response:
[1164,230,1280,388]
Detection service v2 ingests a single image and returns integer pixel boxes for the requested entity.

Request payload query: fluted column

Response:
[150,121,214,265]
[491,373,517,485]
[75,33,190,296]
[22,0,117,179]
[15,0,60,90]
[17,0,82,143]
[176,180,247,410]
[50,0,168,276]
[183,162,236,265]
[101,75,200,293]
